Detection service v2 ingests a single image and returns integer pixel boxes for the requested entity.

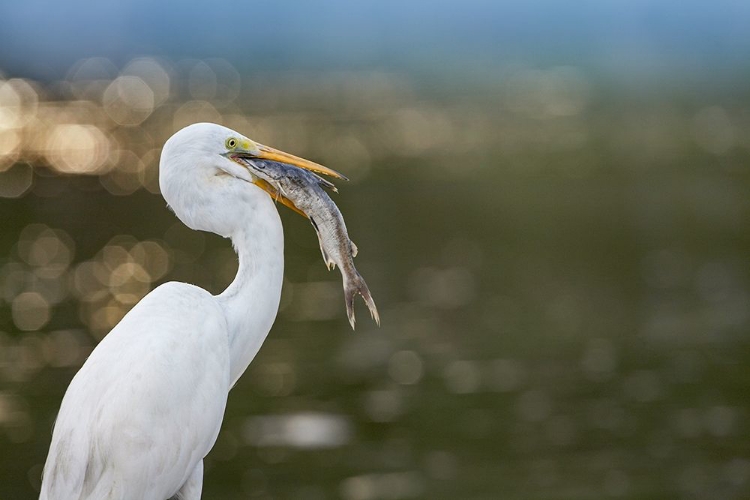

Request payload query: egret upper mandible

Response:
[40,122,349,500]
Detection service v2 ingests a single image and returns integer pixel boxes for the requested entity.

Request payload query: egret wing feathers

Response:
[41,283,230,500]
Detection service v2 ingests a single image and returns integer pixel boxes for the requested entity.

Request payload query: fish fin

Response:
[321,244,336,270]
[350,241,358,258]
[310,217,336,270]
[343,272,380,331]
[309,172,338,192]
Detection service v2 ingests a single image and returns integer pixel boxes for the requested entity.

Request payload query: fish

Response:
[236,157,379,330]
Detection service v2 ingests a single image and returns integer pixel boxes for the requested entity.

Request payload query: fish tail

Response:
[344,271,380,330]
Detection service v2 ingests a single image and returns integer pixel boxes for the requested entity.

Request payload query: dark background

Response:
[1,1,749,498]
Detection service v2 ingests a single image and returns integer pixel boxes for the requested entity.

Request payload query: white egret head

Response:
[159,122,345,237]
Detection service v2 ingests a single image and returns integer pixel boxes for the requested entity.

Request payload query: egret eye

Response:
[226,138,238,149]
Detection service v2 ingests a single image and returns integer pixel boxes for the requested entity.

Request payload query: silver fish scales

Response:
[237,158,380,329]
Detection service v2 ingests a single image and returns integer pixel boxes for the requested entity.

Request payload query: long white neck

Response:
[217,194,284,386]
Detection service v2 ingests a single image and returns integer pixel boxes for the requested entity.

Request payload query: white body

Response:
[40,123,284,499]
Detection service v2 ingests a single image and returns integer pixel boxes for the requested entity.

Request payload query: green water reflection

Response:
[1,66,749,499]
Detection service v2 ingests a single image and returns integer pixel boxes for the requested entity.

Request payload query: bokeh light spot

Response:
[103,76,155,126]
[388,350,424,385]
[46,124,110,174]
[12,292,51,331]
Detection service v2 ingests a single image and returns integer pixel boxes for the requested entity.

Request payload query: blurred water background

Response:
[1,1,750,499]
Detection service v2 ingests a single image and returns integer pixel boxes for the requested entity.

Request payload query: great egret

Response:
[40,123,351,500]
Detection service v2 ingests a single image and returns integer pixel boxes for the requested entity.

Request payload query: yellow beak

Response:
[252,143,348,181]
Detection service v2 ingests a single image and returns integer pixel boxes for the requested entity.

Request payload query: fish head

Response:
[225,143,344,217]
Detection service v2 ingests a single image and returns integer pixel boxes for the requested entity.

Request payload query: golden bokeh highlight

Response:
[0,57,597,200]
[12,292,51,331]
[103,76,155,126]
[45,124,111,174]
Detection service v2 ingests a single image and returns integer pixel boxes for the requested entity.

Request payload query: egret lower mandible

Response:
[40,123,354,500]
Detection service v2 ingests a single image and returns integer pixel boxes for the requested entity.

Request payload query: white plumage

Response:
[40,123,287,499]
